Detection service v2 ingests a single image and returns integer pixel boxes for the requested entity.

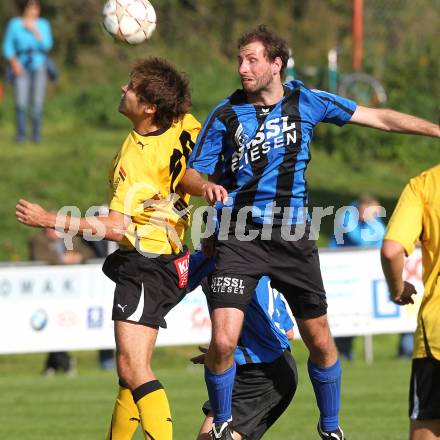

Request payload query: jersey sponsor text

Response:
[231,116,297,172]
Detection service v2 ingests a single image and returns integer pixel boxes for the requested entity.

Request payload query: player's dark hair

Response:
[130,58,191,128]
[17,0,40,14]
[238,24,289,75]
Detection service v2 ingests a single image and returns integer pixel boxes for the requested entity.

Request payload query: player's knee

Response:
[117,369,134,389]
[116,351,154,389]
[116,353,139,387]
[299,317,332,345]
[308,332,335,356]
[116,354,132,383]
[117,368,150,391]
[211,336,236,359]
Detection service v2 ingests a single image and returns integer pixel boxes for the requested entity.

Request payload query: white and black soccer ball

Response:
[102,0,156,45]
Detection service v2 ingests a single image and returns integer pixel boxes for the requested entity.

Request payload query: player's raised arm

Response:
[349,105,440,137]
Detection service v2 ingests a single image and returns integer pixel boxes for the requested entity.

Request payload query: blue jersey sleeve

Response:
[295,81,356,127]
[188,101,228,175]
[310,89,357,126]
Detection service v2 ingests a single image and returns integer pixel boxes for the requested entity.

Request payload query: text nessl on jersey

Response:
[231,116,297,172]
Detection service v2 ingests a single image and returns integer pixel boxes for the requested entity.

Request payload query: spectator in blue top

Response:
[3,0,53,143]
[329,195,386,249]
[329,195,386,360]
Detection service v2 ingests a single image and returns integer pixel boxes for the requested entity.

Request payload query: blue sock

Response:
[205,363,236,425]
[308,358,341,432]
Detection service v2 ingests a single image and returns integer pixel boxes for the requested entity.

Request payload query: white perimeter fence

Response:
[0,248,423,359]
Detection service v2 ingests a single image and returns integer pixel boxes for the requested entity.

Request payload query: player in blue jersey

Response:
[180,25,440,440]
[187,251,297,440]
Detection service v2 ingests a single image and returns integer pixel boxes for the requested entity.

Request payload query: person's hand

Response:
[11,59,24,77]
[285,328,294,341]
[23,19,42,40]
[435,109,440,137]
[63,251,83,265]
[190,346,208,364]
[202,182,228,206]
[391,281,417,305]
[16,199,51,228]
[202,236,217,258]
[23,19,35,31]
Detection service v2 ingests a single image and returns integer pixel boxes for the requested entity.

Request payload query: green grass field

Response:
[0,335,411,439]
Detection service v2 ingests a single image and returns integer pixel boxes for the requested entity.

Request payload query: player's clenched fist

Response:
[392,281,418,305]
[201,182,228,205]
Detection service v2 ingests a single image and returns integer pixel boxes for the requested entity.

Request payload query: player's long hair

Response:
[130,58,191,128]
[238,24,289,75]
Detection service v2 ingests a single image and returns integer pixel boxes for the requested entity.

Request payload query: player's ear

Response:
[272,56,282,76]
[144,103,157,117]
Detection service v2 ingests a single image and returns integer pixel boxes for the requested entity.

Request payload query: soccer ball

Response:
[102,0,156,45]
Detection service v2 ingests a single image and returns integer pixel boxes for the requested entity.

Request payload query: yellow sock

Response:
[106,385,140,440]
[133,380,173,440]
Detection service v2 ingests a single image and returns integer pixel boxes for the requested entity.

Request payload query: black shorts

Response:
[102,248,189,328]
[203,350,297,440]
[409,357,440,420]
[209,222,327,319]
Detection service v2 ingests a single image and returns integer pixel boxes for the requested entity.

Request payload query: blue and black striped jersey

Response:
[188,251,293,364]
[189,80,357,224]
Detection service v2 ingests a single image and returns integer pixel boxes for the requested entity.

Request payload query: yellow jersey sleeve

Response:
[385,175,424,256]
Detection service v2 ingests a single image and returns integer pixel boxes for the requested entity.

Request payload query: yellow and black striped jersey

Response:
[108,113,201,255]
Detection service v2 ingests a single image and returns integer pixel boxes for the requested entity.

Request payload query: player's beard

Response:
[241,68,274,95]
[118,97,127,115]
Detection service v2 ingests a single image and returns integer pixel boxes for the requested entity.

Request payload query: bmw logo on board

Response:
[31,309,48,331]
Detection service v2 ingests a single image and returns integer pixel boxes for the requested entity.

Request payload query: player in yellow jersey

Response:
[16,57,201,440]
[381,164,440,440]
